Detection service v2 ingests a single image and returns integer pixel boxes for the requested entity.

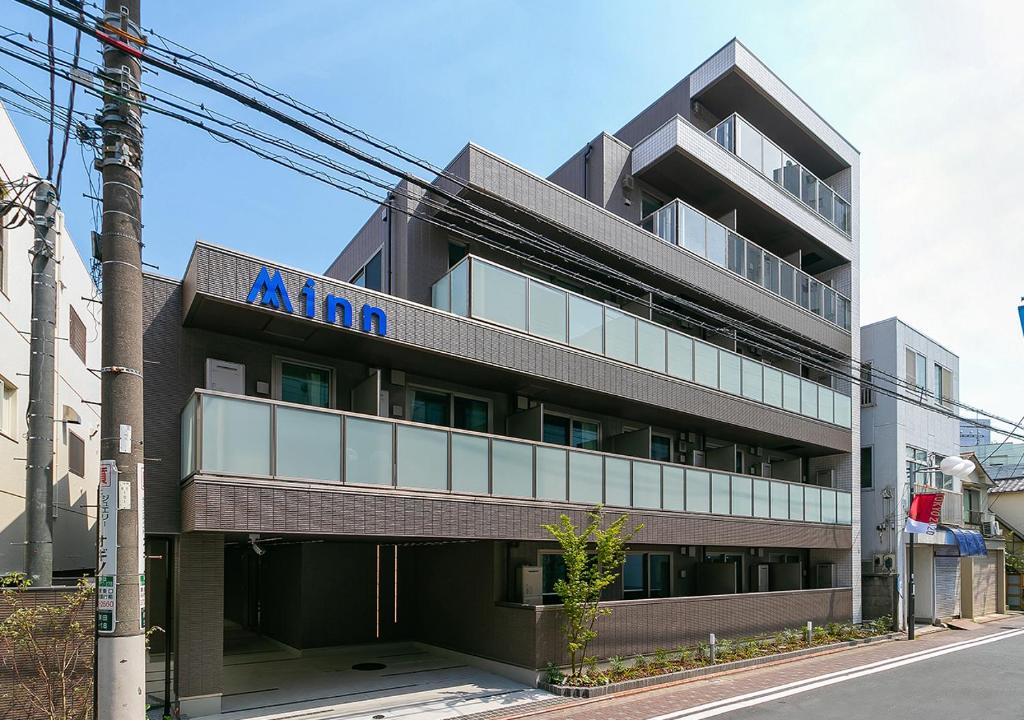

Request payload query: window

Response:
[0,376,15,437]
[543,412,599,450]
[409,387,489,433]
[68,431,85,478]
[933,363,953,406]
[860,447,872,489]
[964,489,981,525]
[69,307,87,364]
[448,242,467,268]
[275,359,333,409]
[932,453,954,490]
[905,445,929,487]
[860,362,874,406]
[541,553,566,603]
[623,553,672,599]
[351,249,383,292]
[651,434,672,463]
[906,348,927,391]
[640,193,663,220]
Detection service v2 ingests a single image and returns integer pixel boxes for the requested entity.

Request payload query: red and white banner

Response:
[907,492,944,535]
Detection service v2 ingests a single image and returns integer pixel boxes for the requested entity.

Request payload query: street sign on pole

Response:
[97,460,118,635]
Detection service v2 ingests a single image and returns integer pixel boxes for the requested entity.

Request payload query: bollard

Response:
[806,621,813,644]
[709,632,717,663]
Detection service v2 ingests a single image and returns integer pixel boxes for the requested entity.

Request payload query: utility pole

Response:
[95,1,146,718]
[25,179,57,587]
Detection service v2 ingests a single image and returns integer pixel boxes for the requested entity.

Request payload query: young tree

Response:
[542,505,642,679]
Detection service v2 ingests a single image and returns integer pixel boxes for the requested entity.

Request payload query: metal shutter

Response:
[973,556,997,617]
[934,556,961,619]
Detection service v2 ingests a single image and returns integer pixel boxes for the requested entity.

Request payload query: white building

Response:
[0,102,101,576]
[860,317,1003,626]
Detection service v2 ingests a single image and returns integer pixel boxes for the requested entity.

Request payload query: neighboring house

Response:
[969,441,1024,482]
[860,318,1003,625]
[144,40,861,716]
[988,476,1024,610]
[0,102,101,575]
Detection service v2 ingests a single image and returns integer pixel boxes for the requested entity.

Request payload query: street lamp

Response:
[906,456,974,639]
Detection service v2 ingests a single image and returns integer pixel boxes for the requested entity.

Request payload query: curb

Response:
[539,632,902,699]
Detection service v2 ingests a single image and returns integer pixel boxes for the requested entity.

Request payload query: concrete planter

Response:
[539,633,901,698]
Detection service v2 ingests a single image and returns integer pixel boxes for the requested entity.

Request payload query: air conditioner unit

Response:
[982,520,1001,538]
[691,450,706,467]
[873,553,897,573]
[760,463,772,478]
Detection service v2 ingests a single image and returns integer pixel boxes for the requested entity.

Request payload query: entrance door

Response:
[934,556,961,619]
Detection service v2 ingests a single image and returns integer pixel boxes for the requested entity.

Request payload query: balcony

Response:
[707,113,851,235]
[181,390,853,526]
[430,256,852,429]
[641,199,851,331]
[913,486,964,528]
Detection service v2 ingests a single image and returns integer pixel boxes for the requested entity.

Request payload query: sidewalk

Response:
[475,614,1024,720]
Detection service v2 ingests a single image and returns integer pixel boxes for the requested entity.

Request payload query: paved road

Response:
[508,616,1024,720]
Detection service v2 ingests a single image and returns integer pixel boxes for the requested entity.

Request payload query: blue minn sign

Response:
[246,266,388,336]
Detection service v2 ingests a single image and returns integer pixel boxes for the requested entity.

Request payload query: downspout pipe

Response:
[582,143,593,203]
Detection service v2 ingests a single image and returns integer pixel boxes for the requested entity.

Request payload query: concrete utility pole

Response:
[25,179,57,587]
[95,1,146,718]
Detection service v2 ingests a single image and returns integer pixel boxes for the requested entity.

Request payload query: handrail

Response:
[431,255,852,429]
[181,389,853,526]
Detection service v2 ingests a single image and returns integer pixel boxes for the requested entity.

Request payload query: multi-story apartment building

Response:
[0,103,101,576]
[960,418,992,447]
[142,41,861,716]
[860,318,1004,626]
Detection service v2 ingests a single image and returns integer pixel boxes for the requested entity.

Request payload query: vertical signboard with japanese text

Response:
[97,460,118,634]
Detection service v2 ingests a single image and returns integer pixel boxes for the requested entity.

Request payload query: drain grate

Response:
[352,662,387,671]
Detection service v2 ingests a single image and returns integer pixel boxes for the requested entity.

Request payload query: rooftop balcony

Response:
[430,256,852,429]
[707,113,851,236]
[641,198,851,331]
[181,390,853,526]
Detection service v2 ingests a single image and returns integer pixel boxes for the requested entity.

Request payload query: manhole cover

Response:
[352,662,387,671]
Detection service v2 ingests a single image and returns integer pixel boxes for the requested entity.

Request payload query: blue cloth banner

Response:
[948,527,988,557]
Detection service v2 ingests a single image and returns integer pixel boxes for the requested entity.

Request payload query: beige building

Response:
[0,102,101,575]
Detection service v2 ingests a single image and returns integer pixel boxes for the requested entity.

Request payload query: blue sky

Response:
[4,0,1024,426]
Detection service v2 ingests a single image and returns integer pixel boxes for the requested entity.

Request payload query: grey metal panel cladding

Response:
[461,145,851,354]
[185,244,849,451]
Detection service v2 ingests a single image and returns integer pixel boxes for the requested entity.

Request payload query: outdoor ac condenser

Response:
[519,566,542,605]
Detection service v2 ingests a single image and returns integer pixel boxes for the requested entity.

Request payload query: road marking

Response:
[647,626,1024,720]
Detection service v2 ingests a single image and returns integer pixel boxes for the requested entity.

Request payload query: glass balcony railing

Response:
[707,113,851,236]
[431,256,852,429]
[641,199,851,331]
[180,389,853,525]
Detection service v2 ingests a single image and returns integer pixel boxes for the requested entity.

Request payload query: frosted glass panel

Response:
[568,296,604,353]
[764,367,783,407]
[276,406,341,482]
[804,486,822,522]
[818,386,834,423]
[770,482,789,519]
[432,274,450,312]
[472,261,526,330]
[801,379,819,417]
[530,281,567,343]
[694,342,719,387]
[492,440,533,497]
[783,373,802,413]
[397,425,447,490]
[753,479,770,518]
[450,260,469,316]
[633,462,661,509]
[663,466,684,511]
[686,469,710,513]
[711,473,731,515]
[569,451,603,504]
[667,332,693,380]
[719,352,741,394]
[181,396,196,479]
[606,457,631,507]
[202,395,270,476]
[821,489,838,524]
[637,321,666,373]
[741,358,763,401]
[837,493,852,524]
[605,308,637,364]
[452,434,488,494]
[731,475,752,516]
[834,393,852,428]
[345,417,393,485]
[789,484,804,520]
[536,446,567,501]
